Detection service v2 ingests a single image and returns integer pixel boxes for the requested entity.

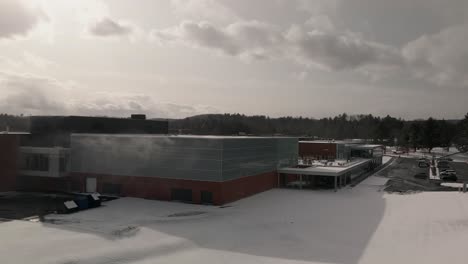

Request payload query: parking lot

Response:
[375,157,468,192]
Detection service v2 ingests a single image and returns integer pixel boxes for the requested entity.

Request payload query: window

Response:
[59,156,68,172]
[21,154,49,171]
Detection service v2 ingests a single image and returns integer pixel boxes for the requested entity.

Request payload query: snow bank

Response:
[382,156,392,165]
[3,181,468,264]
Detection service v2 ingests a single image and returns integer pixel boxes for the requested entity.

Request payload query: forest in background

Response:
[170,113,468,152]
[2,113,468,152]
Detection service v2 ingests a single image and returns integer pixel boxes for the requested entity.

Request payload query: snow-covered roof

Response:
[351,144,384,150]
[278,158,371,176]
[71,134,297,140]
[299,140,347,144]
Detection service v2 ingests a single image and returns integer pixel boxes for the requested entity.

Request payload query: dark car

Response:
[418,162,429,168]
[440,171,457,182]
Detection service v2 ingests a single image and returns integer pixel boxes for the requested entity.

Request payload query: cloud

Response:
[170,0,239,24]
[402,23,468,86]
[285,24,404,71]
[70,93,220,118]
[153,20,283,60]
[88,18,134,37]
[0,0,47,39]
[0,72,66,115]
[22,52,56,70]
[0,71,219,118]
[153,18,403,70]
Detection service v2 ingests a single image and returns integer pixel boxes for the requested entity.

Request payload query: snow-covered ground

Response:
[3,177,468,264]
[386,147,468,162]
[382,155,392,165]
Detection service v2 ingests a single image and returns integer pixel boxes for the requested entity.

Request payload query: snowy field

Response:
[3,176,468,264]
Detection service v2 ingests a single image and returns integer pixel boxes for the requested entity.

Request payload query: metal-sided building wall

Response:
[71,135,224,182]
[221,137,298,181]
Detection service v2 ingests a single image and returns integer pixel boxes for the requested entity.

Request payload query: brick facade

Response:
[299,142,337,159]
[0,134,19,191]
[69,171,278,205]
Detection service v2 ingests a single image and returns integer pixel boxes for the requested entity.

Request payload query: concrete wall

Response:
[0,134,19,191]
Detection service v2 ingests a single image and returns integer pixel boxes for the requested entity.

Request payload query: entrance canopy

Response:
[278,159,371,177]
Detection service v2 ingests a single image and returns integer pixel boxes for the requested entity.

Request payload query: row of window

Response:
[20,153,68,172]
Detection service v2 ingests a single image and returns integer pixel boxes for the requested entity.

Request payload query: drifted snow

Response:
[2,178,468,264]
[382,155,392,165]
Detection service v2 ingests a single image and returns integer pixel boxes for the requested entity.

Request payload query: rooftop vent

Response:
[130,114,146,120]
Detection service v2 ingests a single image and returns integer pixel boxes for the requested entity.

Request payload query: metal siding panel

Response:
[221,138,298,181]
[71,135,223,181]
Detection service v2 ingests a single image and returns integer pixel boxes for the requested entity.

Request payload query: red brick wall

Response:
[70,171,278,205]
[299,142,336,159]
[220,171,278,204]
[0,135,19,191]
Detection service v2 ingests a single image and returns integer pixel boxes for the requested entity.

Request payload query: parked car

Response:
[440,169,457,176]
[441,174,458,182]
[414,173,428,180]
[439,157,453,161]
[418,162,429,168]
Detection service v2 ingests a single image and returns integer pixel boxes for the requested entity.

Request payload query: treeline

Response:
[170,113,468,152]
[0,114,29,131]
[1,113,467,152]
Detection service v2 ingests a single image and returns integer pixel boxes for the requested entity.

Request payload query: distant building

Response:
[22,115,169,147]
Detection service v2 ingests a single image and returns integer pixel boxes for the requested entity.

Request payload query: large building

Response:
[1,117,389,205]
[69,135,298,205]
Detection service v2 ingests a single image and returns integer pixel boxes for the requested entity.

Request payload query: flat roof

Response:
[278,159,371,177]
[0,132,30,135]
[299,140,346,144]
[351,144,384,150]
[71,134,297,140]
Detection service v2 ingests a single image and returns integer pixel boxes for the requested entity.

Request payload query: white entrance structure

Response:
[278,159,372,191]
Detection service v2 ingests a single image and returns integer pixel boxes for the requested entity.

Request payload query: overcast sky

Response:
[0,0,467,119]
